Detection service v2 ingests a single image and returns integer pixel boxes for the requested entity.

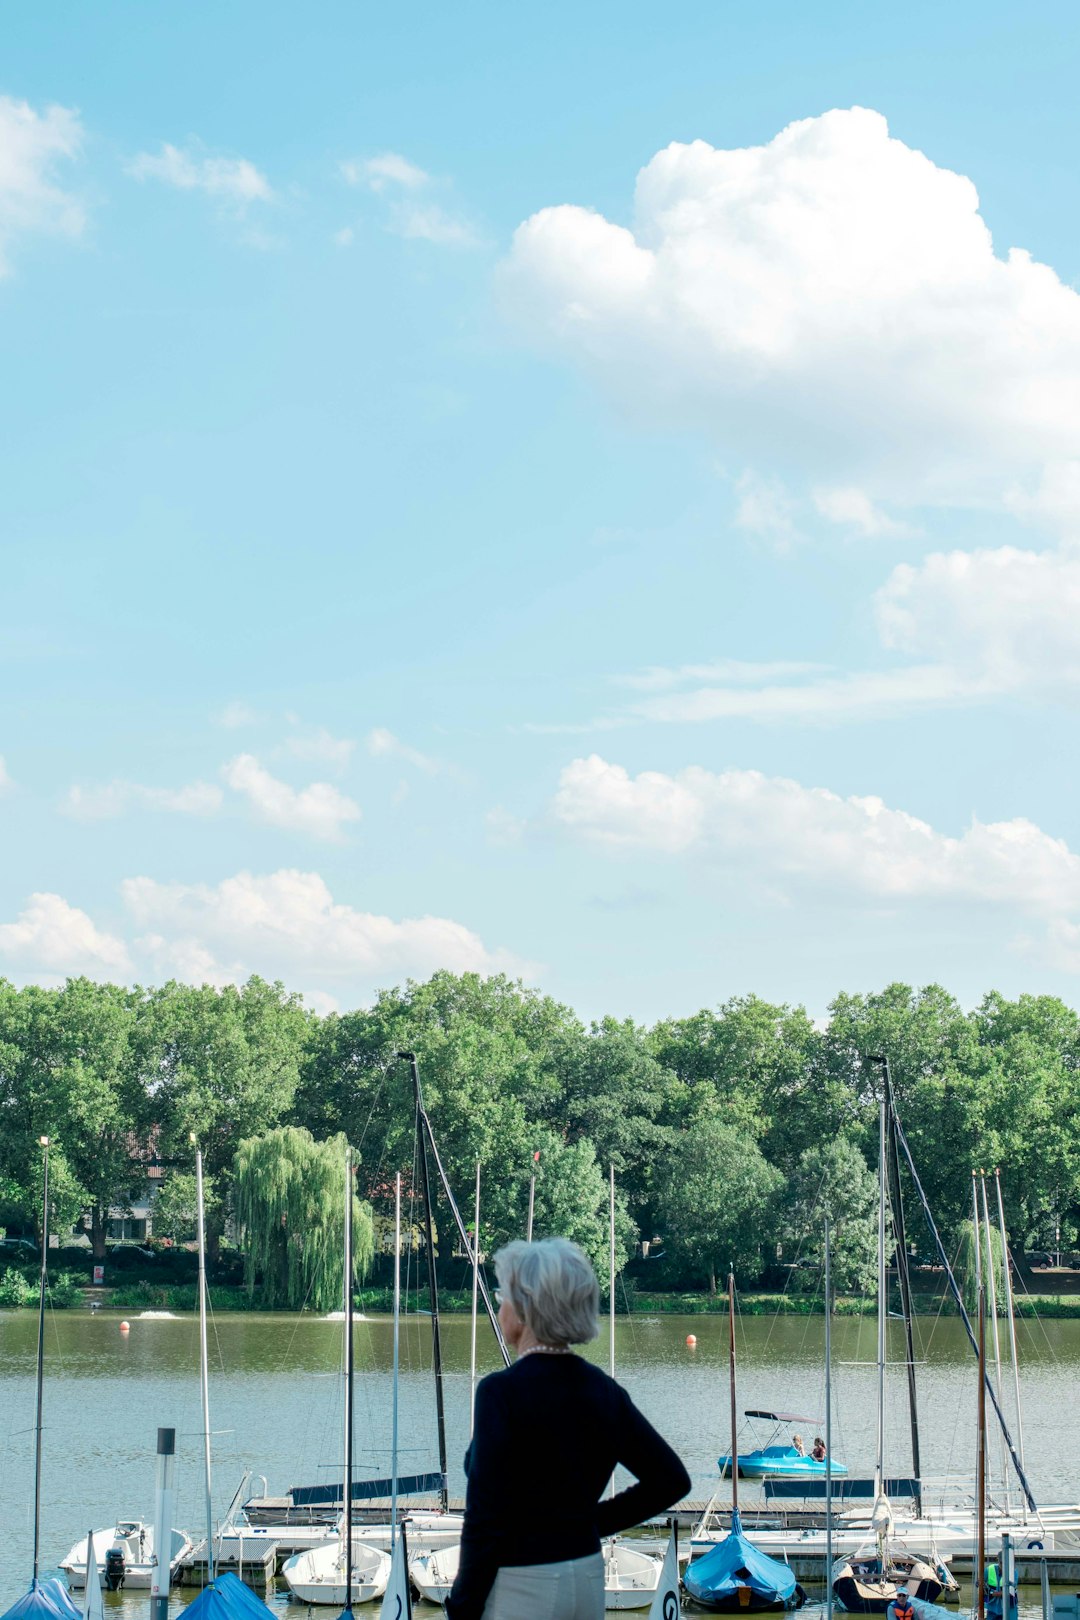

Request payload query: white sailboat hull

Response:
[281,1537,391,1605]
[603,1541,663,1609]
[60,1524,192,1590]
[410,1544,459,1604]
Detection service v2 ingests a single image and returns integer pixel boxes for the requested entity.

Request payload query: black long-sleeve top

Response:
[445,1352,690,1620]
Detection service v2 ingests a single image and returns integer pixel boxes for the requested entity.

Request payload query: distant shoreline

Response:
[7,1286,1080,1318]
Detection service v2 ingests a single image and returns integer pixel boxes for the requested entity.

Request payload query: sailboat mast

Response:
[343,1144,354,1613]
[994,1170,1028,1519]
[470,1161,480,1433]
[32,1136,49,1584]
[875,1100,886,1495]
[405,1053,449,1511]
[609,1165,616,1380]
[976,1281,987,1620]
[728,1270,739,1519]
[194,1144,214,1584]
[391,1171,401,1551]
[980,1174,1009,1510]
[882,1058,922,1511]
[824,1217,833,1620]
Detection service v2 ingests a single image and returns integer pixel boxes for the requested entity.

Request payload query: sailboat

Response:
[831,1104,953,1613]
[1,1138,81,1620]
[683,1271,805,1611]
[603,1167,664,1611]
[282,1145,391,1606]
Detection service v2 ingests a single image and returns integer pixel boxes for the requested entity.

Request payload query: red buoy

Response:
[120,1320,130,1334]
[686,1333,697,1347]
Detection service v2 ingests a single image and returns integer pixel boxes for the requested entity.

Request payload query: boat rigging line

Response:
[395,1052,510,1370]
[890,1110,1038,1515]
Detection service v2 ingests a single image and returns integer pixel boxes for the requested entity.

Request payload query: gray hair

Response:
[494,1237,600,1347]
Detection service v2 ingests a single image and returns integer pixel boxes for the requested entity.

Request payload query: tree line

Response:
[1,971,1078,1300]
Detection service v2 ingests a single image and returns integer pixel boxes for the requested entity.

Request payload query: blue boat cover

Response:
[683,1508,800,1608]
[0,1580,80,1620]
[182,1573,276,1620]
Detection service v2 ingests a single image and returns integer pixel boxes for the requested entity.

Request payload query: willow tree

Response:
[235,1127,374,1310]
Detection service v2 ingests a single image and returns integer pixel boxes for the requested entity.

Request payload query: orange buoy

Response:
[120,1321,130,1334]
[686,1333,697,1347]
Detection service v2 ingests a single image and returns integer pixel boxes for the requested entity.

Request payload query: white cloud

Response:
[391,201,478,248]
[500,107,1080,526]
[583,542,1080,728]
[814,486,915,538]
[733,471,802,548]
[129,142,272,205]
[222,753,360,841]
[282,723,355,770]
[215,699,259,728]
[367,727,440,774]
[339,150,477,247]
[0,892,131,976]
[0,95,84,274]
[875,544,1080,686]
[342,152,430,192]
[124,868,525,990]
[616,659,827,693]
[0,755,11,793]
[552,754,1080,925]
[64,780,223,819]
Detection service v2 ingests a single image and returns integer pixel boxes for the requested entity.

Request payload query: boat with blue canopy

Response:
[717,1411,849,1480]
[182,1573,276,1620]
[684,1273,806,1612]
[683,1507,804,1612]
[0,1582,80,1620]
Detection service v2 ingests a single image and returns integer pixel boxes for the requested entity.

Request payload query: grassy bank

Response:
[8,1270,1080,1318]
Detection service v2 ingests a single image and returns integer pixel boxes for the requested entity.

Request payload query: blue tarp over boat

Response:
[182,1574,276,1620]
[683,1508,804,1612]
[0,1580,80,1620]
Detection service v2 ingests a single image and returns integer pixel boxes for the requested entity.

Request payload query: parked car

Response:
[1025,1250,1053,1268]
[0,1236,39,1254]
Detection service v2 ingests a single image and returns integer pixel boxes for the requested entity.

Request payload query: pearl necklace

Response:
[517,1343,573,1358]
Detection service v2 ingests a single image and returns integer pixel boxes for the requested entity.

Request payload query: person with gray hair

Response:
[446,1237,689,1620]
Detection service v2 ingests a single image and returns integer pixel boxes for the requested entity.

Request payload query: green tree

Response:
[653,1120,784,1293]
[151,1170,199,1243]
[821,983,984,1240]
[0,982,90,1239]
[52,979,143,1260]
[234,1127,374,1310]
[141,977,308,1255]
[784,1135,878,1294]
[525,1128,636,1288]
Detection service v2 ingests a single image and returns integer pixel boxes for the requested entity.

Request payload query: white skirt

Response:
[481,1552,605,1620]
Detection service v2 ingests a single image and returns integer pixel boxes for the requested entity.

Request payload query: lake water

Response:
[2,1308,1077,1615]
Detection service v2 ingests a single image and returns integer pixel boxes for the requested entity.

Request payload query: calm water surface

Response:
[2,1309,1077,1615]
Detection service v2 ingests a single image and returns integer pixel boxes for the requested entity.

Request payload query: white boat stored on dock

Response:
[60,1524,192,1590]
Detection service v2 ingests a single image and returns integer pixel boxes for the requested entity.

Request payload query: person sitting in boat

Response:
[791,1433,805,1456]
[811,1436,827,1462]
[447,1236,690,1620]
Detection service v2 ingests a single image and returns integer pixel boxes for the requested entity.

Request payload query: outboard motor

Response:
[104,1549,126,1591]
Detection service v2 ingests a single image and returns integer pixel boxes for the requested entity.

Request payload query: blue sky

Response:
[2,0,1080,1022]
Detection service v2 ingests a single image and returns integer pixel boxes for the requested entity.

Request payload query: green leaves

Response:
[234,1127,375,1310]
